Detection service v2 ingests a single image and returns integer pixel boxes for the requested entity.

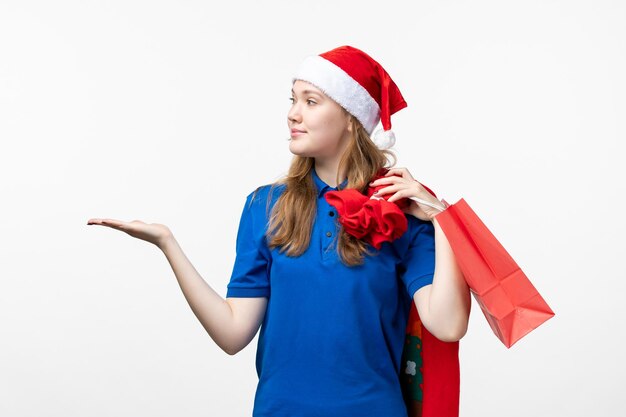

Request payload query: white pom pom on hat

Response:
[371,127,396,149]
[292,45,407,150]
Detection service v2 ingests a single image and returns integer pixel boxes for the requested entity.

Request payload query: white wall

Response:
[1,0,623,416]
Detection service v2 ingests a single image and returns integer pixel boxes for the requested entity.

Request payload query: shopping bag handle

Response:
[408,196,450,212]
[370,195,450,212]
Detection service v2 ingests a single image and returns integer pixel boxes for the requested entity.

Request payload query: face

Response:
[287,80,352,159]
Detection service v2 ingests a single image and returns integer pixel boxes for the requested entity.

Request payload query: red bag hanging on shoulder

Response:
[400,301,460,417]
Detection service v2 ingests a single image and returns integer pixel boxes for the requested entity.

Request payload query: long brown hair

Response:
[253,112,397,266]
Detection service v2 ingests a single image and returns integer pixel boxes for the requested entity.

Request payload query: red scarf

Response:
[325,168,460,417]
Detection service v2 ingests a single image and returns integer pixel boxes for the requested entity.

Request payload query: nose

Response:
[288,101,302,124]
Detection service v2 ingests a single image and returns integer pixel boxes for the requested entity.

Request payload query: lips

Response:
[290,129,306,138]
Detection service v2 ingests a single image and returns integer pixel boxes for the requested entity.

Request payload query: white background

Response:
[1,0,624,416]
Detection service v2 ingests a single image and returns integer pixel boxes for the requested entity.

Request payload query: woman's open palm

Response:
[87,218,172,248]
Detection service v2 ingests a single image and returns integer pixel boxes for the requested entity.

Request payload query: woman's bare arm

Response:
[160,236,267,355]
[87,218,267,355]
[414,217,471,342]
[367,168,471,342]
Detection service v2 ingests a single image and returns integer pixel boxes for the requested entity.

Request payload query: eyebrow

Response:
[291,88,323,97]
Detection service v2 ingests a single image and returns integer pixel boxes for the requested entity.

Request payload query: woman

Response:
[88,45,471,417]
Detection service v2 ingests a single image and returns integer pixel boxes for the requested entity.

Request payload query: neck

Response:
[314,159,346,188]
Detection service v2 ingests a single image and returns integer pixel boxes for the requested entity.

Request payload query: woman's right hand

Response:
[87,218,173,248]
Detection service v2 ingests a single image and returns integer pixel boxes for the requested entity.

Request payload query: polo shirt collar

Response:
[312,167,348,198]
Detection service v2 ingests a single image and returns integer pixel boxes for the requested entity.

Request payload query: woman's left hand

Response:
[369,167,442,222]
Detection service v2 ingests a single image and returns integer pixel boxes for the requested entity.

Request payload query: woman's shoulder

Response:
[405,211,435,230]
[405,213,435,240]
[388,213,435,254]
[244,182,287,212]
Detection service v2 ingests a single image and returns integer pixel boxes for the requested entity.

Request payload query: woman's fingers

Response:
[387,188,414,203]
[88,218,172,247]
[87,218,127,229]
[373,183,403,196]
[374,185,414,204]
[383,167,415,181]
[370,175,403,186]
[373,177,428,204]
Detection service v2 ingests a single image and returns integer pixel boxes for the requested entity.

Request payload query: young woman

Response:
[88,45,471,417]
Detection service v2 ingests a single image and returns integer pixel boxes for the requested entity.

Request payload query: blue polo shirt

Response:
[226,167,436,417]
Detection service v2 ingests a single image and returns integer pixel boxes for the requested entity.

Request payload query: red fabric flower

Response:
[324,168,438,249]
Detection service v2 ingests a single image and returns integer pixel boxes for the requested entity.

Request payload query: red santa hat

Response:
[292,45,407,150]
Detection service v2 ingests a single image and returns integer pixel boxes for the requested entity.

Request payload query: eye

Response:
[288,97,317,105]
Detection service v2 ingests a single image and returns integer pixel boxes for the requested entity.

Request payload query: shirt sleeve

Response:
[226,191,271,298]
[398,217,436,299]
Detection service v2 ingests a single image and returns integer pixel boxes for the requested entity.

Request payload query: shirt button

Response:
[326,231,332,237]
[329,211,335,217]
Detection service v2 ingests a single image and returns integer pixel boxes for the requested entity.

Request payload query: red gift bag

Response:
[400,302,460,417]
[434,198,555,348]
